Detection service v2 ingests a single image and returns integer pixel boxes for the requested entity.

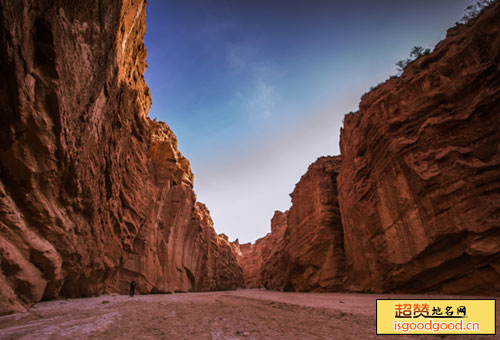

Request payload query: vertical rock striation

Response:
[236,241,265,289]
[237,3,500,296]
[338,2,500,294]
[238,157,345,292]
[259,210,289,290]
[115,119,243,294]
[0,0,242,315]
[234,210,288,289]
[280,157,345,291]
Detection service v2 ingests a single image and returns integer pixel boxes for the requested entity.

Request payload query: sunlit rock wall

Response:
[0,0,242,315]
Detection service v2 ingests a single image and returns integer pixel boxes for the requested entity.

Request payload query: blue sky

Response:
[145,0,476,243]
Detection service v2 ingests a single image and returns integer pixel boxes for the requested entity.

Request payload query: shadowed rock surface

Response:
[235,210,289,289]
[236,241,265,289]
[260,211,289,290]
[279,156,345,292]
[238,2,500,296]
[338,1,500,295]
[239,157,345,292]
[0,0,242,315]
[233,211,287,289]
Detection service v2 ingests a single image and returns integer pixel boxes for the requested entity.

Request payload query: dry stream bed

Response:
[0,290,498,340]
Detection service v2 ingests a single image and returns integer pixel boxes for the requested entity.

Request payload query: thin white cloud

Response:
[227,44,258,72]
[246,78,278,120]
[192,88,362,243]
[226,43,279,120]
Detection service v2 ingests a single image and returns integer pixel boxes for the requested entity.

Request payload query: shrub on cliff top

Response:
[458,0,495,24]
[395,46,431,75]
[395,0,496,76]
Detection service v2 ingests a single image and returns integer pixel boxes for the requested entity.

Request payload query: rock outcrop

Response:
[238,157,345,292]
[114,119,243,295]
[235,211,287,289]
[236,241,264,288]
[338,2,500,295]
[279,157,345,291]
[0,0,242,315]
[234,211,287,289]
[259,210,289,290]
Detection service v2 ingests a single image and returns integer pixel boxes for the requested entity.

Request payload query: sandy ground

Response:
[0,290,497,340]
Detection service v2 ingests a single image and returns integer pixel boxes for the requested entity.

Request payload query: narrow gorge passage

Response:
[1,0,499,339]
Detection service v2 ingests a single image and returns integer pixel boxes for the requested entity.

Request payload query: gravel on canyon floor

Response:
[0,290,498,340]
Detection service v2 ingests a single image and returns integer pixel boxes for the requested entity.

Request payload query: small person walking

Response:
[129,280,136,297]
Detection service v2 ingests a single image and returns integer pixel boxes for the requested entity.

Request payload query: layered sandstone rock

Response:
[198,226,243,292]
[235,224,277,289]
[0,0,242,315]
[234,211,286,289]
[235,242,263,288]
[115,120,243,294]
[259,157,345,291]
[338,2,500,295]
[238,157,345,292]
[281,157,345,291]
[259,210,289,290]
[239,3,500,296]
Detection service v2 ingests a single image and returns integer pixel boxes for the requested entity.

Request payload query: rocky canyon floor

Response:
[0,290,498,340]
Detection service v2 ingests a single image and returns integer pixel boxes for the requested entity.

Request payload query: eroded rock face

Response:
[238,3,500,296]
[259,157,345,292]
[0,0,242,315]
[115,120,243,295]
[235,242,262,288]
[338,2,500,295]
[281,157,345,291]
[238,157,345,292]
[260,211,289,290]
[235,228,276,289]
[198,221,243,292]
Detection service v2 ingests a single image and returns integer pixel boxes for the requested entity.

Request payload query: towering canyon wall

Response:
[236,239,266,288]
[116,119,243,295]
[238,157,345,292]
[338,1,500,295]
[235,210,288,289]
[281,156,345,292]
[259,210,289,290]
[0,0,242,315]
[238,2,500,295]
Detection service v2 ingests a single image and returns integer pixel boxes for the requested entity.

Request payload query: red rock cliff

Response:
[116,119,243,294]
[238,157,345,292]
[338,2,500,294]
[259,210,289,290]
[238,3,500,296]
[235,221,278,289]
[235,241,264,288]
[0,0,242,315]
[281,156,345,291]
